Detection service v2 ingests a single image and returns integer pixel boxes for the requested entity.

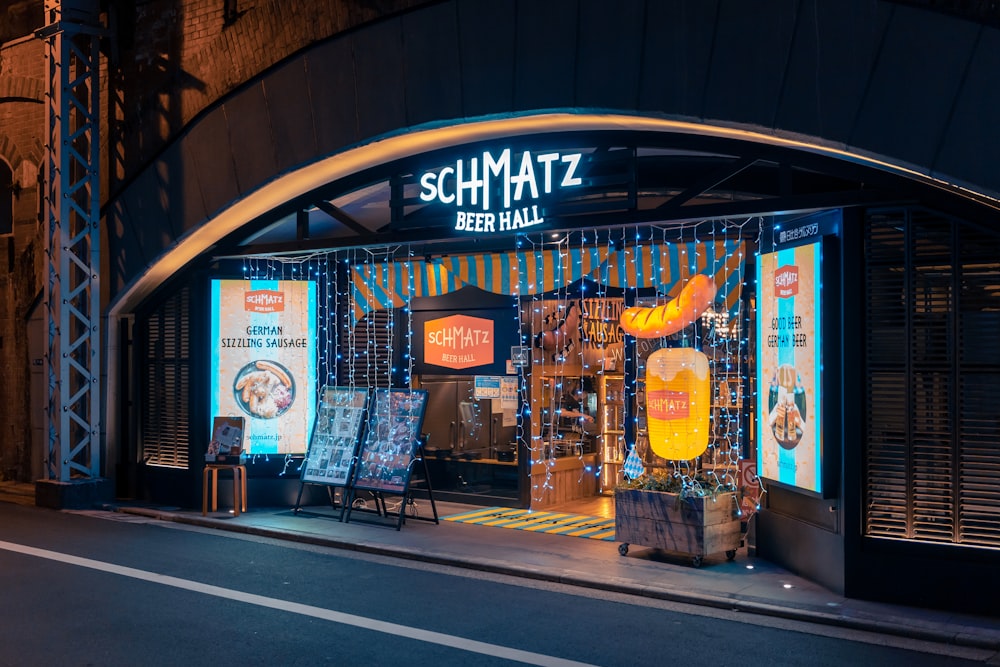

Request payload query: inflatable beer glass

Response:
[645,347,711,460]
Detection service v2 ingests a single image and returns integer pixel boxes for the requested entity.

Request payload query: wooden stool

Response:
[202,464,248,516]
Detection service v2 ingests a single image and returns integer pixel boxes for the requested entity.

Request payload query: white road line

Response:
[0,539,595,667]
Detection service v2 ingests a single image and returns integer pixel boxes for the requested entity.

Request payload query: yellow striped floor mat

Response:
[442,507,616,541]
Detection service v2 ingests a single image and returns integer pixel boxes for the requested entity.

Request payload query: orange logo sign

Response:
[647,390,690,420]
[245,290,285,312]
[774,265,799,298]
[424,315,494,370]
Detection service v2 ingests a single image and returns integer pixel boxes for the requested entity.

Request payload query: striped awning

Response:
[350,240,745,323]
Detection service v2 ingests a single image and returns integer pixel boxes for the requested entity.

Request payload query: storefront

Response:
[306,228,751,513]
[5,0,998,623]
[120,119,1000,615]
[138,136,853,541]
[40,0,986,619]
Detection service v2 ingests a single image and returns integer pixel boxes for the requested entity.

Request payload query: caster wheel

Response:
[618,543,629,556]
[726,549,737,561]
[691,555,703,568]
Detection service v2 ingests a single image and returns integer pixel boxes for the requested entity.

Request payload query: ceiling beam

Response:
[296,209,309,240]
[224,188,902,259]
[314,200,370,236]
[656,155,757,211]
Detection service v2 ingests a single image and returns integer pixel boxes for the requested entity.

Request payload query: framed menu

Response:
[206,416,245,463]
[300,386,369,486]
[351,389,428,495]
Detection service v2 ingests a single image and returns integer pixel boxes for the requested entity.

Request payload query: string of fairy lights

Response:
[582,228,613,492]
[233,216,765,516]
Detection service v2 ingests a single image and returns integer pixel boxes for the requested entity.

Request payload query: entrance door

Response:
[421,376,503,455]
[420,375,519,503]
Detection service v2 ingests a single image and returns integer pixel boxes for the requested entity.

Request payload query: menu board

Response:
[756,240,824,495]
[352,389,429,495]
[300,387,369,486]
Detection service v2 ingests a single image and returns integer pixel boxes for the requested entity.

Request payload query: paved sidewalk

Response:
[2,481,998,654]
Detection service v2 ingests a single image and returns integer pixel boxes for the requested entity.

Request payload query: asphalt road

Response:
[0,503,992,666]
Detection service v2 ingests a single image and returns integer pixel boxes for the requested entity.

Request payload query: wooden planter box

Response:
[614,488,742,566]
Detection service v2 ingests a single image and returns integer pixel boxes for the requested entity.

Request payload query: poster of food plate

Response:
[352,389,429,495]
[300,387,369,486]
[755,241,823,495]
[210,279,317,455]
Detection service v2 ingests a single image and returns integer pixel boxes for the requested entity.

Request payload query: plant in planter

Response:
[614,470,742,567]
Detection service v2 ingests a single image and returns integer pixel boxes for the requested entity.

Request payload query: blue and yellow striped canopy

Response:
[350,240,744,324]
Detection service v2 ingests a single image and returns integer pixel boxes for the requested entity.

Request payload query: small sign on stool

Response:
[203,416,248,515]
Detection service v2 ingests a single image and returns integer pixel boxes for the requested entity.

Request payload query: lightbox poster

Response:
[210,279,317,455]
[756,242,823,494]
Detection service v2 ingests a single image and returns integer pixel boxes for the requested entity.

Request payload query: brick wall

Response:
[0,37,44,256]
[0,34,44,481]
[110,0,429,195]
[0,0,430,481]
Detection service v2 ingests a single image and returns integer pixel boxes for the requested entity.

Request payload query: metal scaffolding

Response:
[40,0,102,481]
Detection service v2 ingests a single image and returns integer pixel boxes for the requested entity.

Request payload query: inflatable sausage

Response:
[619,274,717,339]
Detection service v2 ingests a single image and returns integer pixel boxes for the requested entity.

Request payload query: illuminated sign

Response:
[418,148,585,233]
[423,314,495,369]
[211,279,317,455]
[756,241,823,495]
[778,222,820,244]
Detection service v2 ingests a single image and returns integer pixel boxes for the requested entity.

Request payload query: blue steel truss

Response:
[40,0,102,481]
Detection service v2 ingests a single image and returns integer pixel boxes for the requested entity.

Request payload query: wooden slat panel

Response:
[141,286,191,469]
[865,214,911,537]
[957,222,1000,546]
[865,210,1000,549]
[909,219,956,541]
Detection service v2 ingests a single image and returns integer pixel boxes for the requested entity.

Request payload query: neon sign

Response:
[418,148,584,233]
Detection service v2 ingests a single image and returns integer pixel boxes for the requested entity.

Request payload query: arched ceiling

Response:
[212,125,980,261]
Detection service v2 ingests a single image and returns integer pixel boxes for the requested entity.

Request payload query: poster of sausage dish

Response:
[210,279,317,455]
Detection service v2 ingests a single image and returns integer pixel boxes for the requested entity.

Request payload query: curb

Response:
[116,506,1000,653]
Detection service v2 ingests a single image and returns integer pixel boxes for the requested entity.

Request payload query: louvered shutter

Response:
[865,215,909,537]
[140,286,192,468]
[865,209,1000,549]
[908,214,954,543]
[956,224,1000,546]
